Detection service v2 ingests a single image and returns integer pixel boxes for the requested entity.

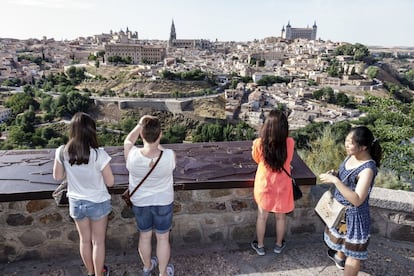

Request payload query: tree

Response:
[366,66,379,79]
[162,125,187,143]
[406,69,414,82]
[299,127,346,182]
[40,95,53,113]
[356,96,414,181]
[5,93,38,114]
[121,118,136,133]
[335,92,349,107]
[66,91,91,115]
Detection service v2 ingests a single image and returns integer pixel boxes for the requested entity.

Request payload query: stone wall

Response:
[97,98,193,113]
[1,186,413,263]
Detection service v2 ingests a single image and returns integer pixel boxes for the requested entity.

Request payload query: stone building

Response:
[281,21,317,40]
[104,44,166,64]
[168,20,211,50]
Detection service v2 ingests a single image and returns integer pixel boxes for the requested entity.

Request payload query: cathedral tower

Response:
[169,19,176,46]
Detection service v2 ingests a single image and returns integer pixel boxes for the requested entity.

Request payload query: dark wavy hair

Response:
[66,112,99,165]
[260,109,289,171]
[349,126,382,167]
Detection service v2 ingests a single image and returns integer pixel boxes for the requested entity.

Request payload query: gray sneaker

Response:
[166,263,175,276]
[251,240,265,256]
[142,256,158,276]
[273,240,286,254]
[327,249,345,270]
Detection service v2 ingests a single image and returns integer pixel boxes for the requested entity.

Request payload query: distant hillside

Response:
[79,65,215,97]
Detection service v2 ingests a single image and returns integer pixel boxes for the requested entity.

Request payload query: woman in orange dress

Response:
[251,109,295,256]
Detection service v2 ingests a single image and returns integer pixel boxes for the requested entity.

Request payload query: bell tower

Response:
[169,19,176,47]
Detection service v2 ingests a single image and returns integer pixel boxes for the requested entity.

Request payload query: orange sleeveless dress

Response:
[252,137,295,213]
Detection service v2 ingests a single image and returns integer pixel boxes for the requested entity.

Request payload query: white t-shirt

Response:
[126,147,175,207]
[56,145,112,203]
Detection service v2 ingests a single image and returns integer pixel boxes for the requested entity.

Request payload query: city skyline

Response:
[1,0,414,47]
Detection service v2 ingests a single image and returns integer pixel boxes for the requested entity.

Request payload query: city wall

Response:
[94,98,193,113]
[1,186,413,262]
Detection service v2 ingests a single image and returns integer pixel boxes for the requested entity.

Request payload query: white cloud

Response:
[10,0,96,10]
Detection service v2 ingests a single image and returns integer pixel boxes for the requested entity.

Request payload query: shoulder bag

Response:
[122,150,164,208]
[314,168,357,229]
[282,167,302,201]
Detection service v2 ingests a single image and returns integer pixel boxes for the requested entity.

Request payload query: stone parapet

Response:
[1,186,412,263]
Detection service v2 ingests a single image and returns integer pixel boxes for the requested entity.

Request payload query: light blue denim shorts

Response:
[132,203,173,234]
[69,198,111,221]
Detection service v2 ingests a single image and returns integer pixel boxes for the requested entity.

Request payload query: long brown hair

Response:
[260,109,289,171]
[66,112,99,165]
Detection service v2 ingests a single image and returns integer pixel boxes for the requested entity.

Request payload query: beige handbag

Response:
[314,189,347,228]
[314,168,357,229]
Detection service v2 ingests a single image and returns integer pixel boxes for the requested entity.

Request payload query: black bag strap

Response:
[281,166,292,178]
[128,150,164,197]
[282,166,299,186]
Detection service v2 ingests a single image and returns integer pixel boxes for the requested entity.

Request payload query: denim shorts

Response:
[69,198,111,221]
[132,203,173,234]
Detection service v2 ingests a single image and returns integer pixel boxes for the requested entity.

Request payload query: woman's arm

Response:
[53,158,65,181]
[53,147,65,181]
[124,122,142,161]
[102,163,114,187]
[319,168,374,207]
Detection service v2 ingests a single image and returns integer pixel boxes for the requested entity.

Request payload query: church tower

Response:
[169,19,176,47]
[285,21,292,40]
[312,21,317,40]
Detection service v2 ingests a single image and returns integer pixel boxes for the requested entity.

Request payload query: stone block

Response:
[121,206,135,218]
[230,200,249,211]
[68,230,79,243]
[234,188,253,197]
[290,223,316,235]
[231,224,255,240]
[183,228,202,243]
[46,230,61,239]
[209,189,232,198]
[19,230,45,247]
[208,231,225,242]
[26,200,52,213]
[175,190,192,201]
[389,225,414,242]
[173,202,182,213]
[39,213,63,225]
[6,214,33,226]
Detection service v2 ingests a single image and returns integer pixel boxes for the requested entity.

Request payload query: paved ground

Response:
[1,233,413,276]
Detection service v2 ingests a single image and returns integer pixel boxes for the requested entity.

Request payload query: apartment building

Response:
[104,44,166,64]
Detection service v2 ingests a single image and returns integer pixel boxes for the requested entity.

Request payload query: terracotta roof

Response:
[0,141,315,202]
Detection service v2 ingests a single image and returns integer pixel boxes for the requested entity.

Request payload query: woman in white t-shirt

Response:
[124,115,176,276]
[53,112,114,276]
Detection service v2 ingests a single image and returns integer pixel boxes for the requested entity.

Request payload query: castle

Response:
[281,21,317,40]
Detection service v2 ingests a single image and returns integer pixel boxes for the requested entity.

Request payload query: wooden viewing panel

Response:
[0,141,316,202]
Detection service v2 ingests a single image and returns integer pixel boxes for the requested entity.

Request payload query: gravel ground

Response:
[1,234,413,276]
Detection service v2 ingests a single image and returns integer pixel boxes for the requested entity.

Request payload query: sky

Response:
[1,0,413,47]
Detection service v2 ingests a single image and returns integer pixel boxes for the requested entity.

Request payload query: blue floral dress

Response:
[324,158,378,260]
